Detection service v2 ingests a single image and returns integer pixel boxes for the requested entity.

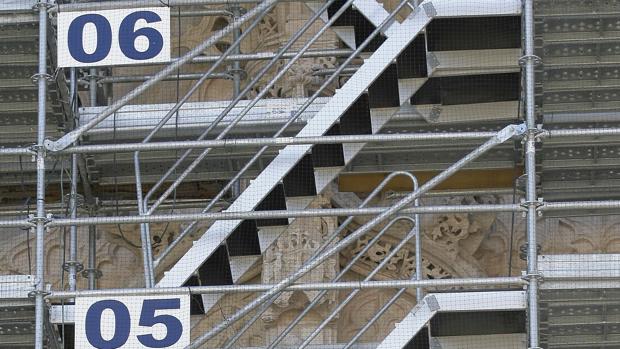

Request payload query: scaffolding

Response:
[1,0,620,348]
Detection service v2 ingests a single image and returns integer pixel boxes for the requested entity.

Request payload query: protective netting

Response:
[1,0,620,348]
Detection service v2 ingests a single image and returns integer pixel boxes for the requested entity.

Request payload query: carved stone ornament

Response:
[261,195,340,345]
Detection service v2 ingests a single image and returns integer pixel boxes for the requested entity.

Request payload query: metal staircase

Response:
[155,0,522,320]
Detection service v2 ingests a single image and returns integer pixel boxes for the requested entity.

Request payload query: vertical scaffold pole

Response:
[523,0,541,348]
[68,65,79,293]
[34,1,49,348]
[230,4,242,198]
[88,63,100,290]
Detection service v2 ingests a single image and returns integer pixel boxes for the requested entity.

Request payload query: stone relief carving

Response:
[337,288,414,343]
[0,226,144,289]
[261,195,340,345]
[425,195,500,259]
[347,232,452,280]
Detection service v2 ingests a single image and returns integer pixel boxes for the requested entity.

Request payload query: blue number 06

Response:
[68,11,163,64]
[119,11,164,61]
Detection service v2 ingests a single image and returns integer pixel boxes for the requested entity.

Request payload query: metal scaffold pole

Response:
[34,1,49,348]
[523,0,541,348]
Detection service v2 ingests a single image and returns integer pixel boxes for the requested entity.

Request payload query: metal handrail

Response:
[149,0,366,266]
[132,0,275,287]
[222,172,418,348]
[141,0,354,213]
[150,0,407,267]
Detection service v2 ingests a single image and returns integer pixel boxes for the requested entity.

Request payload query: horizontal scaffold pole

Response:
[47,204,524,227]
[5,201,620,229]
[50,0,268,13]
[45,277,527,299]
[54,126,620,155]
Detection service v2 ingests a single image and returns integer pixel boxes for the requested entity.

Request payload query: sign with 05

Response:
[74,294,190,349]
[57,8,170,68]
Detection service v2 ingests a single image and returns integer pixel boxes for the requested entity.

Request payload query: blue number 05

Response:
[119,11,164,61]
[137,299,183,348]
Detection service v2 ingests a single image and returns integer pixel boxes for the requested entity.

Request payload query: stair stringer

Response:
[156,0,437,289]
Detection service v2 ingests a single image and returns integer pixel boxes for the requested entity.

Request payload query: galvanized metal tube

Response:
[99,49,354,68]
[50,0,267,13]
[89,68,97,107]
[68,154,79,292]
[45,0,279,151]
[87,223,97,290]
[523,0,540,348]
[191,48,354,63]
[35,200,620,228]
[87,68,98,290]
[47,204,522,227]
[188,124,522,347]
[299,217,419,349]
[541,201,620,211]
[61,131,502,154]
[144,0,348,214]
[0,219,34,228]
[413,183,423,301]
[94,73,232,84]
[135,153,155,287]
[45,277,527,300]
[68,64,79,293]
[0,148,34,156]
[34,3,48,348]
[230,4,243,199]
[544,127,620,138]
[173,9,234,17]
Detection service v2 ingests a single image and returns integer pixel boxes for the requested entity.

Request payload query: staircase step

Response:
[368,64,401,108]
[314,166,343,193]
[226,220,261,257]
[255,184,288,227]
[229,255,260,282]
[282,154,317,197]
[311,124,345,168]
[258,226,287,252]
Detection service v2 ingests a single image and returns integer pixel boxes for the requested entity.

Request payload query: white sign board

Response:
[75,294,190,349]
[57,8,170,68]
